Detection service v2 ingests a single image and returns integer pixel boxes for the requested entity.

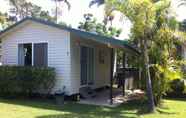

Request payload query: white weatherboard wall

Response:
[1,21,73,95]
[70,33,111,94]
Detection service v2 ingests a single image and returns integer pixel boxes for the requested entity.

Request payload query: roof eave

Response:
[0,17,140,55]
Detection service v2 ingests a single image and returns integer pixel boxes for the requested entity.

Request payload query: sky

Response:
[0,0,186,39]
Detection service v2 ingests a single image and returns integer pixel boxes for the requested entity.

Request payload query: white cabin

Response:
[0,18,139,95]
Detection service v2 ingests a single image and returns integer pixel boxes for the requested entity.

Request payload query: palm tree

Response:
[51,0,71,23]
[179,0,186,6]
[90,0,114,25]
[89,0,155,112]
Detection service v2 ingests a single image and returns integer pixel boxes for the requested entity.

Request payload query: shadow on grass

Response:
[0,98,145,118]
[37,113,137,118]
[156,109,177,115]
[2,97,181,117]
[137,99,178,115]
[164,97,186,102]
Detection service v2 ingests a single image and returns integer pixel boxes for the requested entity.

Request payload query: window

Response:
[18,43,48,67]
[18,43,32,66]
[34,43,48,67]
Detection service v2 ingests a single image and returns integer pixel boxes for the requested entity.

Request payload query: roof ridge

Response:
[0,17,140,55]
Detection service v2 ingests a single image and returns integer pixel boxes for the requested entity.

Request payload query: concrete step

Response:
[79,87,96,99]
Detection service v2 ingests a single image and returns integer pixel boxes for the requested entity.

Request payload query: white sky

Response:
[0,0,186,39]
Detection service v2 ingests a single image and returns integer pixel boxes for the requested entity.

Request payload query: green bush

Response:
[169,79,185,95]
[0,66,56,97]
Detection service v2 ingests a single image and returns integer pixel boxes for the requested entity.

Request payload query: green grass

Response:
[0,98,186,118]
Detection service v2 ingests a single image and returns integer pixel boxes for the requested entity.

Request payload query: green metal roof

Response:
[0,17,140,55]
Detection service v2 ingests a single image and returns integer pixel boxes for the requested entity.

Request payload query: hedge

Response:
[0,66,56,97]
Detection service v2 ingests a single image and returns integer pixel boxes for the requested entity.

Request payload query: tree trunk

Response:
[55,0,58,23]
[144,38,155,112]
[140,39,146,90]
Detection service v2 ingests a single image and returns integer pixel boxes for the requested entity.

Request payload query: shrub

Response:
[169,79,185,96]
[0,66,56,97]
[150,64,183,106]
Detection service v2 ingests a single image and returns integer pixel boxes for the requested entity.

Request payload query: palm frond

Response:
[89,0,104,7]
[178,0,186,7]
[64,0,71,10]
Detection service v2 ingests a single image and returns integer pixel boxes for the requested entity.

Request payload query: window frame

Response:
[18,43,32,66]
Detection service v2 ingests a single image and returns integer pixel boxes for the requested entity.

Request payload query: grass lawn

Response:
[0,98,186,118]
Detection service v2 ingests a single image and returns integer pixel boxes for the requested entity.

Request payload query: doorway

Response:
[80,46,94,86]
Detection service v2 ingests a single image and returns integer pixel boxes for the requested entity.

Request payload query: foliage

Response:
[180,19,186,32]
[90,0,158,111]
[51,0,71,23]
[41,11,55,22]
[0,66,56,97]
[0,12,7,30]
[150,63,183,105]
[90,0,186,110]
[148,26,185,104]
[0,12,14,30]
[78,13,122,37]
[0,12,6,24]
[8,0,55,22]
[169,79,185,95]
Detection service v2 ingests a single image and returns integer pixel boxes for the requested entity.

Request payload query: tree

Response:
[0,12,6,25]
[8,0,55,22]
[51,0,71,23]
[0,12,6,30]
[78,13,96,32]
[78,13,122,38]
[29,5,55,22]
[9,0,30,20]
[90,0,185,112]
[38,11,55,22]
[180,19,186,31]
[0,12,14,30]
[90,0,156,112]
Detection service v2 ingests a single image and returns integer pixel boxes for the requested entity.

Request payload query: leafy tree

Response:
[180,19,186,32]
[9,0,32,19]
[51,0,71,23]
[78,13,96,32]
[0,12,13,30]
[90,0,156,112]
[36,11,55,22]
[8,0,55,22]
[0,12,6,30]
[58,21,72,27]
[90,0,185,112]
[78,13,122,38]
[0,12,6,25]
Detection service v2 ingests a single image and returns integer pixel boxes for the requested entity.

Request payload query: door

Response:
[80,46,94,86]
